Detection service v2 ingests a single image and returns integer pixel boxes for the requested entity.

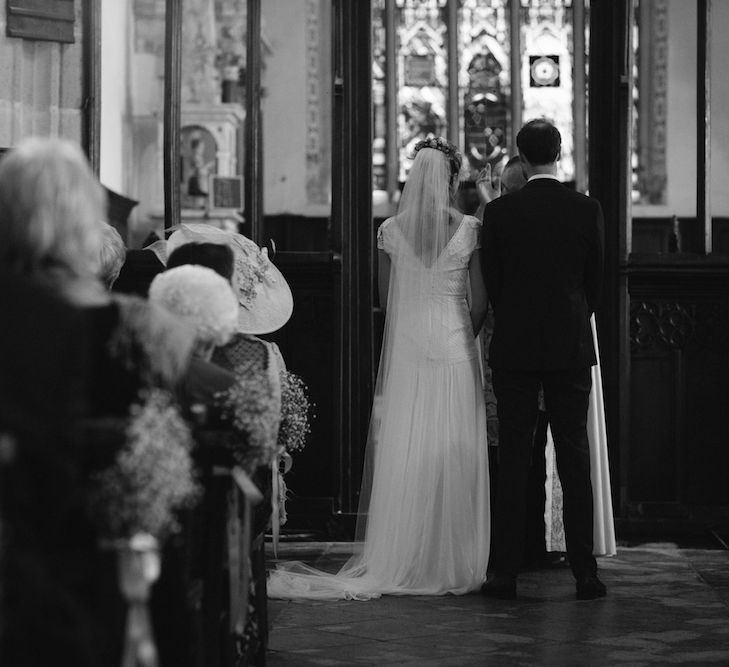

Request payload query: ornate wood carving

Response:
[628,283,729,509]
[630,298,727,354]
[630,301,697,352]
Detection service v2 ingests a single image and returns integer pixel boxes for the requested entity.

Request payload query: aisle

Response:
[266,541,729,665]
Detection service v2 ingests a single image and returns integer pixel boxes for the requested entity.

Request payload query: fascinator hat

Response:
[150,223,294,335]
[149,264,239,346]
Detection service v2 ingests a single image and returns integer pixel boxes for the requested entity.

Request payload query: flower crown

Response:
[413,136,463,175]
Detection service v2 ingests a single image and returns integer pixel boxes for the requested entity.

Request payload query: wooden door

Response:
[261,0,374,536]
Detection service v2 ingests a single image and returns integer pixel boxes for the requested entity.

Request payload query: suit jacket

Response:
[481,177,604,371]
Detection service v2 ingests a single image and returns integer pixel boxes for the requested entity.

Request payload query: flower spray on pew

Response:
[90,389,200,667]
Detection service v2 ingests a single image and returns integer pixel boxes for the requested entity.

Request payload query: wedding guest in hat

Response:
[148,263,240,408]
[157,224,299,656]
[155,224,294,465]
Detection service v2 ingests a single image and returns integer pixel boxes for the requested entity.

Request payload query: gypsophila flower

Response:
[277,371,312,454]
[216,374,279,472]
[92,389,200,540]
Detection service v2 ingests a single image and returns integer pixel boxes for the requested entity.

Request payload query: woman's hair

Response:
[0,137,105,280]
[98,222,126,289]
[166,242,235,283]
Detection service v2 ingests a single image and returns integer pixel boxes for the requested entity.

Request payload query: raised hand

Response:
[476,164,500,205]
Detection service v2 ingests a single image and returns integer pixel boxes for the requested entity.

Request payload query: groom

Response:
[480,119,605,600]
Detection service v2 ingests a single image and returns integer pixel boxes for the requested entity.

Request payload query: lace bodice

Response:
[377,214,482,364]
[378,213,480,260]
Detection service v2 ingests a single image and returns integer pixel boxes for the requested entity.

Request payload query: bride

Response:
[268,137,490,599]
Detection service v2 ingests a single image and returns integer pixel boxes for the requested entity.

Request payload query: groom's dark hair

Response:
[517,119,561,166]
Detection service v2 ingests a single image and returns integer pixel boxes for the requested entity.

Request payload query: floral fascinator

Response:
[152,223,294,335]
[149,264,239,346]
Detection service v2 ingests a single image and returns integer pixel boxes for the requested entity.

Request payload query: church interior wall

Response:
[633,0,729,219]
[0,3,85,148]
[261,0,332,219]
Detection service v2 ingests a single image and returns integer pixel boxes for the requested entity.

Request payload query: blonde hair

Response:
[98,221,127,288]
[0,137,105,280]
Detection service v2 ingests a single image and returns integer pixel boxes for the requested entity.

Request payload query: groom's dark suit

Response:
[481,176,604,581]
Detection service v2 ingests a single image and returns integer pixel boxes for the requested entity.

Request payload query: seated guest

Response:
[148,264,239,406]
[98,221,126,290]
[0,138,106,306]
[0,270,92,666]
[0,138,196,665]
[0,137,193,415]
[161,224,294,437]
[159,226,295,660]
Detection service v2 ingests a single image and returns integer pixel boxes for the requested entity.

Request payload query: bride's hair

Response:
[412,136,462,181]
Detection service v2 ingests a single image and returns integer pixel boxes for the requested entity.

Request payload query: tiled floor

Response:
[265,540,729,665]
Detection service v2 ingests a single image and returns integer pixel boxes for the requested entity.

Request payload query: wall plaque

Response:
[209,175,243,212]
[6,0,75,44]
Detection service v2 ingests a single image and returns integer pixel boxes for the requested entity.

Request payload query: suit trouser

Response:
[524,409,549,562]
[490,367,596,580]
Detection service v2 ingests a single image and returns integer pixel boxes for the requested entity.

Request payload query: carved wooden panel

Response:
[629,278,729,510]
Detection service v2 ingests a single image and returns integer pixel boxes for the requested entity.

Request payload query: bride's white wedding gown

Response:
[267,214,490,600]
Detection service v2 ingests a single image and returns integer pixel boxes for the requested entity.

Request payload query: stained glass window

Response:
[373,0,585,210]
[396,0,450,181]
[520,0,575,183]
[459,0,511,180]
[372,0,388,194]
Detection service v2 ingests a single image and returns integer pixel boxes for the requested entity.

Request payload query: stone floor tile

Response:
[266,541,729,665]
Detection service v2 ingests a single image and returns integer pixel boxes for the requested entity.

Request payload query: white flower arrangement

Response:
[149,264,239,347]
[91,389,200,540]
[277,371,312,454]
[215,374,280,473]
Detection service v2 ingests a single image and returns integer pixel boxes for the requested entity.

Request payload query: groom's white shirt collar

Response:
[527,174,560,182]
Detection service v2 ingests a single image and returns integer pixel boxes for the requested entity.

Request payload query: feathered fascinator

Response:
[149,265,239,346]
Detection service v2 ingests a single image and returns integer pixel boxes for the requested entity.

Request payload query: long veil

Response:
[354,146,455,547]
[267,146,480,599]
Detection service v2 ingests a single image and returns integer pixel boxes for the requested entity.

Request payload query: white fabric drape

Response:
[545,315,616,556]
